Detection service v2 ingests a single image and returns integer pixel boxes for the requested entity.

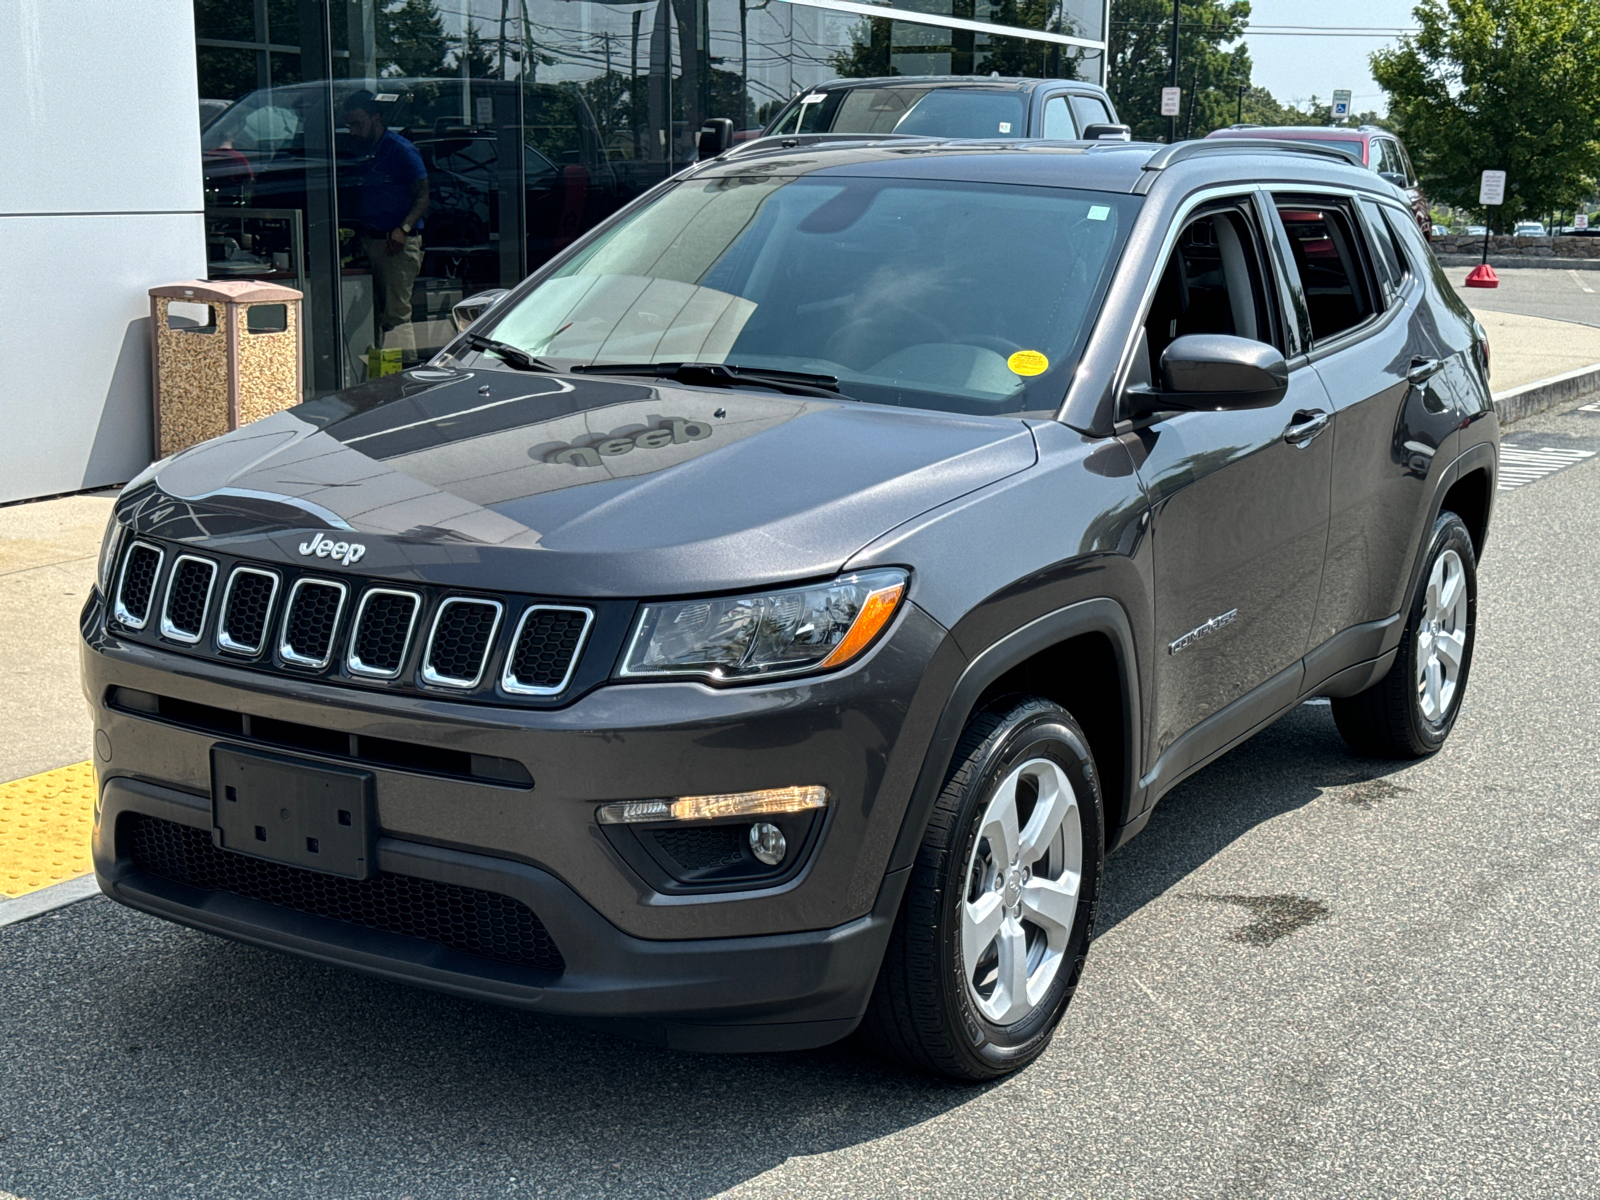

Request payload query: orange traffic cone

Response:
[1465,263,1499,288]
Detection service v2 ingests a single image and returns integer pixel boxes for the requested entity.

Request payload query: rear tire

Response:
[1332,511,1477,758]
[859,696,1104,1081]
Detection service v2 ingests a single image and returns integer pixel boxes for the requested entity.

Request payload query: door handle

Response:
[1283,409,1331,445]
[1407,357,1445,386]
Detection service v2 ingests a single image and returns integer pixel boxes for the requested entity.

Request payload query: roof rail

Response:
[721,132,934,160]
[1141,137,1364,173]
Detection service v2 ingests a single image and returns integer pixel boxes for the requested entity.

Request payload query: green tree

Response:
[1107,0,1252,141]
[1372,0,1600,229]
[378,0,450,78]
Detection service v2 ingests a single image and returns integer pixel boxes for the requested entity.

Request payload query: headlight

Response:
[96,516,124,595]
[619,569,908,683]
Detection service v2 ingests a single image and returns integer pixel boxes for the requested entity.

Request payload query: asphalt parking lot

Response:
[4,404,1600,1199]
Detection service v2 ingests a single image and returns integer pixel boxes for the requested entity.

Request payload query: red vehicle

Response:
[1206,125,1432,239]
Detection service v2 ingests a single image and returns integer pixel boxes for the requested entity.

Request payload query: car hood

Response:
[129,366,1037,597]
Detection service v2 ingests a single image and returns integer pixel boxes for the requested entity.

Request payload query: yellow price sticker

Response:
[1007,349,1050,377]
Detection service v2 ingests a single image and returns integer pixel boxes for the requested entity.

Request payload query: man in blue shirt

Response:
[342,91,430,356]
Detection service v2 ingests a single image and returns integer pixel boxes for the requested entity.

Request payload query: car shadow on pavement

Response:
[0,704,1422,1200]
[1094,701,1418,937]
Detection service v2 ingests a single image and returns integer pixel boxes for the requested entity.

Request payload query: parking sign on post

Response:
[1160,87,1181,117]
[1332,90,1351,120]
[1578,214,1590,231]
[1468,170,1508,288]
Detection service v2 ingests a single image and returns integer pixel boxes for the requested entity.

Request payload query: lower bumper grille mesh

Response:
[125,814,564,972]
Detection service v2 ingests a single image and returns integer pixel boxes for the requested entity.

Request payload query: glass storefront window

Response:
[192,0,1105,396]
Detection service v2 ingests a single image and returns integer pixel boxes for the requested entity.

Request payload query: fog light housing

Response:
[749,822,786,866]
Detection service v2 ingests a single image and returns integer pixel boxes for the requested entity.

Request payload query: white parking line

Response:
[1498,445,1597,490]
[1570,270,1596,294]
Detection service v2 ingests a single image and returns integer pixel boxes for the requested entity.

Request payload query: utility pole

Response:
[1168,0,1180,144]
[1237,82,1247,124]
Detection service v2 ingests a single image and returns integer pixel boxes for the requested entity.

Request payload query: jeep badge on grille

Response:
[298,532,366,566]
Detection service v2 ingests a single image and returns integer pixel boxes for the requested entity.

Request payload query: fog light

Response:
[596,785,829,825]
[749,822,787,866]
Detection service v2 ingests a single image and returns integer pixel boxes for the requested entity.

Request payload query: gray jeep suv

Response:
[84,134,1497,1080]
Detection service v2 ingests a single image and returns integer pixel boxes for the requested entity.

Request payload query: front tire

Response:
[1332,511,1477,758]
[860,696,1104,1081]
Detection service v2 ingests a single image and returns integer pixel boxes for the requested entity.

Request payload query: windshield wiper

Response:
[571,361,842,399]
[461,332,556,373]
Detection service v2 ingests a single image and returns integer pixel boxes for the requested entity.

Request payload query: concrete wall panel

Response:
[0,0,203,215]
[0,214,207,503]
[0,0,204,502]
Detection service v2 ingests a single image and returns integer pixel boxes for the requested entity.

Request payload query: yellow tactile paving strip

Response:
[0,761,96,897]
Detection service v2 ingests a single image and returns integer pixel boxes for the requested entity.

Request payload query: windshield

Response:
[770,89,1029,139]
[479,174,1133,416]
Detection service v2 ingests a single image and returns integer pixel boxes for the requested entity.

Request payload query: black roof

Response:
[806,75,1108,95]
[696,135,1377,195]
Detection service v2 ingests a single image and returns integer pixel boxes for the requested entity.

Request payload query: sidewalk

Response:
[4,301,1600,905]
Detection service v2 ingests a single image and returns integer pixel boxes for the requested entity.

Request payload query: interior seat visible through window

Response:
[1143,209,1274,378]
[1274,199,1376,343]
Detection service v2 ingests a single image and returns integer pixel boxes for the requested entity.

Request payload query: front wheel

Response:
[1332,510,1478,758]
[859,696,1104,1081]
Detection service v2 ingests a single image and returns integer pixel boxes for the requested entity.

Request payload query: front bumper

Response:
[83,590,960,1048]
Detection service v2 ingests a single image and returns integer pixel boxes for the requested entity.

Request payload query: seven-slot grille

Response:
[159,555,218,644]
[423,598,503,687]
[104,540,592,699]
[113,541,164,629]
[347,589,421,678]
[502,606,593,695]
[280,578,349,669]
[217,568,279,655]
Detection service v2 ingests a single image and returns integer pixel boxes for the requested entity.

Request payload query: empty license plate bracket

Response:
[211,745,377,880]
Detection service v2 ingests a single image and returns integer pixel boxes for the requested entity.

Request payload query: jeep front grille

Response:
[422,598,502,687]
[280,578,348,669]
[113,541,164,629]
[216,567,279,655]
[347,588,421,678]
[501,606,593,695]
[159,555,217,644]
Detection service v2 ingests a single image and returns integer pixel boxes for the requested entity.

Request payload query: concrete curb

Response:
[1494,362,1600,426]
[1436,256,1600,271]
[0,874,102,928]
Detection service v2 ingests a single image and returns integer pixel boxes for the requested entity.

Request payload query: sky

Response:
[1237,0,1422,116]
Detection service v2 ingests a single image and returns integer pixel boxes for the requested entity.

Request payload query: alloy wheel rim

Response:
[960,756,1083,1026]
[1416,547,1469,724]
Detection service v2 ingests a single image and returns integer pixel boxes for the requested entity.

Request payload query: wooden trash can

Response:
[148,280,303,457]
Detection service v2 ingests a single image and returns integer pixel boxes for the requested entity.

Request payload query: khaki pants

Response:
[362,234,423,346]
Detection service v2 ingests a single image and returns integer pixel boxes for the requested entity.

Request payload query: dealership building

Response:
[0,0,1108,504]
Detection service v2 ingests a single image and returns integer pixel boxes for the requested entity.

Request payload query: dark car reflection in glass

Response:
[201,78,649,374]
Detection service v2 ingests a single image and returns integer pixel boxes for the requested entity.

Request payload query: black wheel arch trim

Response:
[885,596,1143,875]
[1398,436,1497,639]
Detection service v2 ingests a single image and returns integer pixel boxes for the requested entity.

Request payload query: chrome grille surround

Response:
[278,577,349,669]
[421,598,504,689]
[346,587,423,679]
[113,541,165,630]
[215,567,281,656]
[500,605,594,697]
[158,554,219,644]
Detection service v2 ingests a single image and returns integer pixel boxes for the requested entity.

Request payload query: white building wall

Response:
[0,0,206,503]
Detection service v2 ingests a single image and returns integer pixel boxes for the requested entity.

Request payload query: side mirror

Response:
[1378,170,1408,189]
[698,118,734,160]
[1081,123,1132,142]
[1128,334,1289,417]
[451,288,510,333]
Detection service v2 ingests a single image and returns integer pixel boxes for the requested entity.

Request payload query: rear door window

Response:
[1358,197,1409,301]
[1274,197,1379,344]
[1041,96,1075,139]
[1069,94,1113,130]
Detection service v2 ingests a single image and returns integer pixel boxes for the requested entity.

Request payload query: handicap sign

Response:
[1332,89,1352,119]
